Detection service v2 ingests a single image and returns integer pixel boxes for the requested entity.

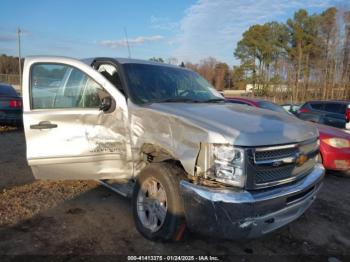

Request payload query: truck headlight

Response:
[210,144,246,187]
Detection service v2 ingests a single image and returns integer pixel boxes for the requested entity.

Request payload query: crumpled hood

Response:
[147,103,319,146]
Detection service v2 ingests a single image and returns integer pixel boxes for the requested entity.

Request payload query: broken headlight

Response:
[209,144,246,188]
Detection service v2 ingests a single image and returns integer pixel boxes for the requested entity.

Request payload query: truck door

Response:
[22,57,132,180]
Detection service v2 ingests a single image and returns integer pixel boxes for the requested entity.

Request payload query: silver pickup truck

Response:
[22,56,325,241]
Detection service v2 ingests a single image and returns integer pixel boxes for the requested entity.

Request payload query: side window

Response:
[310,103,324,111]
[31,63,109,109]
[324,103,341,114]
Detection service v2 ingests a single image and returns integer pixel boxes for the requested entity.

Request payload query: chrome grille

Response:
[252,165,295,184]
[246,139,319,190]
[254,147,297,162]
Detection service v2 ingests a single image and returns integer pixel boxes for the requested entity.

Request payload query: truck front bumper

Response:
[180,164,325,239]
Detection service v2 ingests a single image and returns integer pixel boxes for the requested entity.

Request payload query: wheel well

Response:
[140,143,187,174]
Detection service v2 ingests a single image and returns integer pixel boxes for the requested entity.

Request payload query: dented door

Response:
[22,56,132,180]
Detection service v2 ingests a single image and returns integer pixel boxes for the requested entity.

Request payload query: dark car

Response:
[0,83,22,126]
[297,100,350,130]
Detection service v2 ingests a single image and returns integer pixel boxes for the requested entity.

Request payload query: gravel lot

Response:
[0,129,349,260]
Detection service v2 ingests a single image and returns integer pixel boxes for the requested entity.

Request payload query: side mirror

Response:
[99,96,114,112]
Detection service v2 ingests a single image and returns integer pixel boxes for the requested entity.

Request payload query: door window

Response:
[310,103,324,111]
[324,103,342,114]
[31,63,109,109]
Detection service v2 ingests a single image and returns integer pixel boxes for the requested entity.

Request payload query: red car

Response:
[226,97,350,172]
[316,123,350,171]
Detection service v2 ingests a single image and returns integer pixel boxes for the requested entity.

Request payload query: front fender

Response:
[128,102,227,176]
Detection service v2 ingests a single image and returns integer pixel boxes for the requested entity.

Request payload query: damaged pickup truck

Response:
[22,56,325,241]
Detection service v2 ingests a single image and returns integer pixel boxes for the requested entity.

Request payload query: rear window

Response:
[0,84,18,97]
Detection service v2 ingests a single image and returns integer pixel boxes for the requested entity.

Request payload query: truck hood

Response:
[147,103,318,146]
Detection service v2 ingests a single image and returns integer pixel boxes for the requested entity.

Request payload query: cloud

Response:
[150,16,179,31]
[173,0,334,65]
[0,34,17,42]
[99,35,164,49]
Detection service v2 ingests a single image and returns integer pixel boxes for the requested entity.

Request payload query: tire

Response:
[132,162,186,241]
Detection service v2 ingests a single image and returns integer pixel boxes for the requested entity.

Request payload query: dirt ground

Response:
[0,130,349,261]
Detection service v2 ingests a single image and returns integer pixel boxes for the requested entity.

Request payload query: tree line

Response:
[152,7,350,101]
[233,7,350,101]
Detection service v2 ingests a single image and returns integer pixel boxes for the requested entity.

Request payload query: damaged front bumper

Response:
[180,164,325,239]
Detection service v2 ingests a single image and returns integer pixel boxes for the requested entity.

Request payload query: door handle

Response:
[30,121,58,130]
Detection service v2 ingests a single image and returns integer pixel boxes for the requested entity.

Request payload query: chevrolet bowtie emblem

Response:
[296,153,308,166]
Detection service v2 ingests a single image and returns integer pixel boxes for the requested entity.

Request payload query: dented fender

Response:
[128,101,229,177]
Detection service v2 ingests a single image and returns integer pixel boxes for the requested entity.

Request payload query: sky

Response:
[0,0,348,66]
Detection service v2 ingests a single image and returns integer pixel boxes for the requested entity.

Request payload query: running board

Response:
[96,179,134,198]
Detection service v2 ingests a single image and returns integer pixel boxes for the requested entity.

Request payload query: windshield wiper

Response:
[150,97,225,104]
[153,98,203,103]
[202,98,226,103]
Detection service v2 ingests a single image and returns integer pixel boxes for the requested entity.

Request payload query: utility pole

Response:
[17,27,22,90]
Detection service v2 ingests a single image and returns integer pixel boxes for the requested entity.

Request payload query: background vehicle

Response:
[316,124,350,172]
[281,103,301,115]
[0,83,22,126]
[22,56,324,241]
[297,100,350,130]
[226,97,350,172]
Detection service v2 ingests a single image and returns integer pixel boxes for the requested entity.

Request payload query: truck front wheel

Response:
[132,162,186,241]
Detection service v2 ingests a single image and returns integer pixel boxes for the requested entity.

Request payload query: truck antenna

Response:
[124,27,131,58]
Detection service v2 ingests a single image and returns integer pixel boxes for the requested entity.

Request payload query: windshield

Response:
[123,63,224,104]
[258,101,289,114]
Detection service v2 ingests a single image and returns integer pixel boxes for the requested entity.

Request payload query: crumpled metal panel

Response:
[145,103,319,146]
[179,164,324,239]
[128,102,225,176]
